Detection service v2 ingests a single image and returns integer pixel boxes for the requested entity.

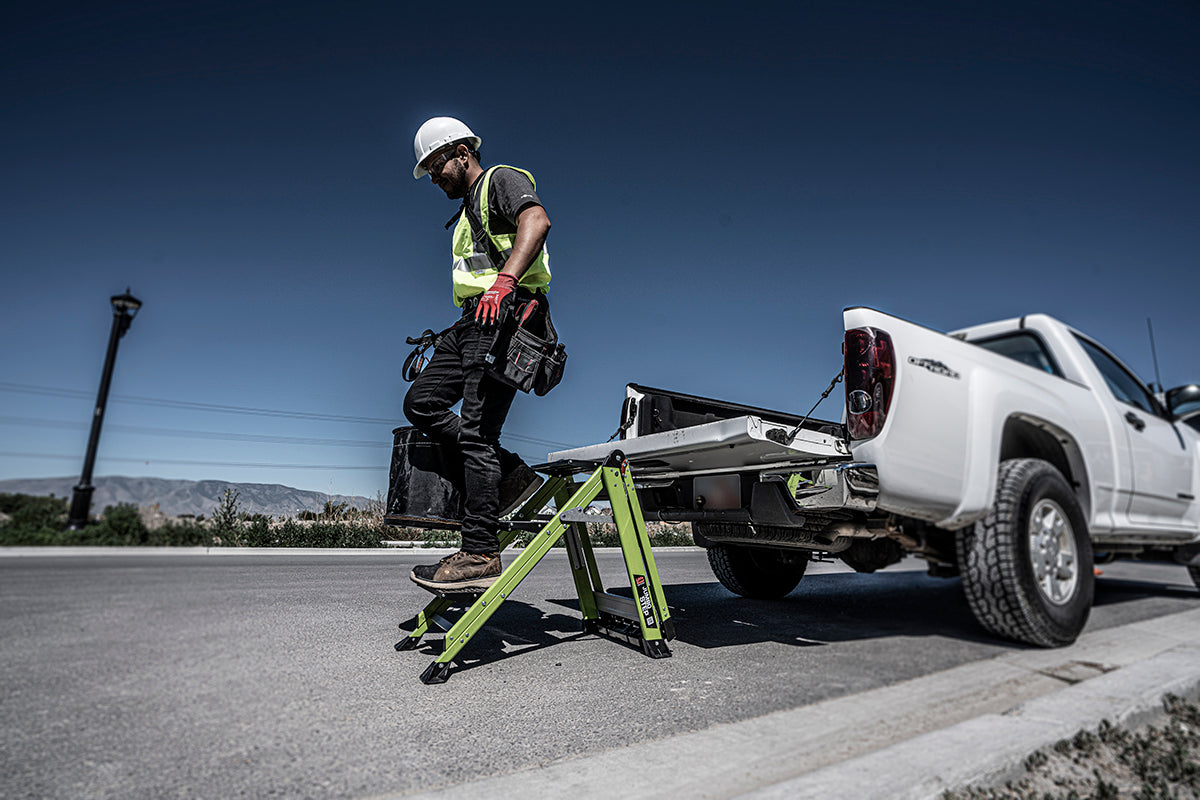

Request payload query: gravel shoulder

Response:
[945,693,1200,800]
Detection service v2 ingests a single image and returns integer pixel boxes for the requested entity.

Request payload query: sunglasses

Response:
[424,147,459,177]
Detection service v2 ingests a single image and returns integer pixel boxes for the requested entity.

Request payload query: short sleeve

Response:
[488,168,543,228]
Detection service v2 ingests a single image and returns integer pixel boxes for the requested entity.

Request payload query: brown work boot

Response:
[498,462,544,517]
[410,550,502,592]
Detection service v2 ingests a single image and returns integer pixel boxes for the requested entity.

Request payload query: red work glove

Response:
[475,273,517,327]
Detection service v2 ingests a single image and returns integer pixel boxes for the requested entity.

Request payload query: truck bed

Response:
[548,384,849,474]
[616,383,843,440]
[547,385,868,530]
[548,413,850,474]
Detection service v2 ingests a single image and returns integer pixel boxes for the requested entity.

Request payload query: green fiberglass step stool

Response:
[395,452,674,685]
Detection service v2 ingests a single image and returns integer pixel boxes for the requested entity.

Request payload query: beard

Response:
[438,159,469,200]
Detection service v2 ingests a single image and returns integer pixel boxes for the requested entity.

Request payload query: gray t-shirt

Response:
[462,167,543,265]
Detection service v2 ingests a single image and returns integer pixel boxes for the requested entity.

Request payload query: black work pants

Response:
[402,315,521,554]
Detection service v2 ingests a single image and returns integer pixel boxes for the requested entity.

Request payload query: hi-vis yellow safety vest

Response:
[451,165,551,308]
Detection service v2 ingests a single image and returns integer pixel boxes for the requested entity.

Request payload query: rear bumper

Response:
[640,462,880,528]
[790,463,880,514]
[549,415,877,530]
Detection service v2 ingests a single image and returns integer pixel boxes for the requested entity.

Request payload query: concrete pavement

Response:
[3,547,1198,799]
[395,606,1200,799]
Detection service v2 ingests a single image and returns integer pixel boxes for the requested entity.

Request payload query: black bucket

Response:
[384,426,463,529]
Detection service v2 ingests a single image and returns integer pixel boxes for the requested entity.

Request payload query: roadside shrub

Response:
[224,520,397,548]
[0,494,74,545]
[210,488,242,544]
[511,521,693,549]
[0,493,69,539]
[0,499,159,546]
[0,492,68,520]
[91,503,150,545]
[0,492,696,548]
[153,518,216,547]
[650,523,695,547]
[421,529,461,548]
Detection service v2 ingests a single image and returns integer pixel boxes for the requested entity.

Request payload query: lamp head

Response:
[110,288,142,316]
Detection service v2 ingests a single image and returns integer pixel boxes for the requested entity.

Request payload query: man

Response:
[405,116,551,592]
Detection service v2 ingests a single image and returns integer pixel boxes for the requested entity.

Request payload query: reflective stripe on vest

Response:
[451,165,551,307]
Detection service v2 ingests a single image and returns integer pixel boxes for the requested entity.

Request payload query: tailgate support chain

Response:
[396,452,674,684]
[767,368,845,446]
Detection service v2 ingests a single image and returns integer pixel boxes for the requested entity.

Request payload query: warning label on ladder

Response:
[634,575,657,629]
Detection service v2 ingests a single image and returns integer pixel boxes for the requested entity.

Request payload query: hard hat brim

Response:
[413,135,481,180]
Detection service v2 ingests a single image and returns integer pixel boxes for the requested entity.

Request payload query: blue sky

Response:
[2,1,1197,504]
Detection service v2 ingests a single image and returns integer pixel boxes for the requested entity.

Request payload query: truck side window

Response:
[973,333,1063,377]
[1075,336,1162,416]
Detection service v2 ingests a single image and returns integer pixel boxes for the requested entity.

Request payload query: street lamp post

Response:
[67,289,143,530]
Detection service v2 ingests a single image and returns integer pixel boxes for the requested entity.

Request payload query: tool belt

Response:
[402,294,566,396]
[485,295,566,396]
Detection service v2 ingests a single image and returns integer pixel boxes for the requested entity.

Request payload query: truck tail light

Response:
[844,327,895,440]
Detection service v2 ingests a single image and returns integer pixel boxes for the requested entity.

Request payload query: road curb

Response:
[394,607,1200,800]
[744,641,1200,799]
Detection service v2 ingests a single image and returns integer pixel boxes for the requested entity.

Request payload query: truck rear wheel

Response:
[956,458,1094,647]
[707,544,809,599]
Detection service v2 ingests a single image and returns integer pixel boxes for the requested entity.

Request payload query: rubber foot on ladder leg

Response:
[420,661,453,685]
[582,619,600,634]
[395,637,421,652]
[642,639,672,659]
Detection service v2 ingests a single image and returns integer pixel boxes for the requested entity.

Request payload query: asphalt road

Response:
[1,549,1197,799]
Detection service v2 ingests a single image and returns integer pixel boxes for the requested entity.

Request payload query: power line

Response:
[0,415,390,448]
[0,381,578,449]
[0,381,396,423]
[0,452,382,471]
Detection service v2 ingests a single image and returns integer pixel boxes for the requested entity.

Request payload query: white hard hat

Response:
[413,116,482,179]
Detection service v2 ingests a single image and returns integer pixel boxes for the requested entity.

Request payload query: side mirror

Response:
[1166,384,1200,422]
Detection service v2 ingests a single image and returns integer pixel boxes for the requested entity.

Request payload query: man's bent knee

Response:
[403,389,440,431]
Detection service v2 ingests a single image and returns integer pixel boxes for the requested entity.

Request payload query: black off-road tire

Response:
[956,458,1094,647]
[707,544,809,599]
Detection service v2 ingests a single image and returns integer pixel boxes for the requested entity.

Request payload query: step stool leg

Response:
[402,478,564,658]
[602,466,671,658]
[555,481,601,625]
[421,519,571,682]
[616,462,674,640]
[576,528,605,635]
[573,501,606,593]
[420,470,606,683]
[397,595,453,650]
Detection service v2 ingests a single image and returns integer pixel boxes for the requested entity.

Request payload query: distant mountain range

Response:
[0,476,375,518]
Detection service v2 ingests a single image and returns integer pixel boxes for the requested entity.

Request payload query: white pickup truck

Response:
[549,307,1200,647]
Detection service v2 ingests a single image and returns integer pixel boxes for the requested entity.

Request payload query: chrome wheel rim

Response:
[1028,498,1077,606]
